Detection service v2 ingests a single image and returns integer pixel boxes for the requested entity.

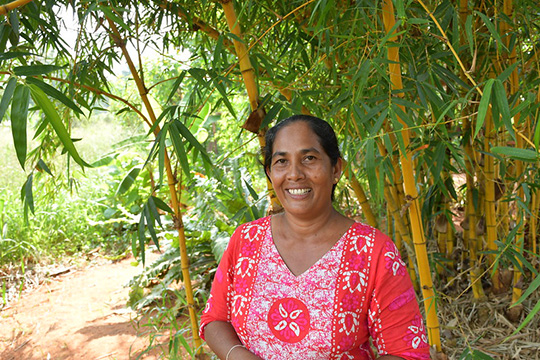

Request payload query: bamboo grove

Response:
[1,0,540,357]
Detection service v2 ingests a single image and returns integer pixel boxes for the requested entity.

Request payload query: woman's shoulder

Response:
[347,221,396,250]
[230,216,271,241]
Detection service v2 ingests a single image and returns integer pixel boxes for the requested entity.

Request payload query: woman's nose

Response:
[286,162,305,180]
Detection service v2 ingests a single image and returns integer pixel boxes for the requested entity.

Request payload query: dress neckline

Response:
[267,216,355,278]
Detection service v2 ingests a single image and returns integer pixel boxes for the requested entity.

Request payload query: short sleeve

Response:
[367,230,431,359]
[199,225,243,340]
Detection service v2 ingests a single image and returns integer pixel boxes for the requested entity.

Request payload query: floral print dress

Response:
[200,216,430,360]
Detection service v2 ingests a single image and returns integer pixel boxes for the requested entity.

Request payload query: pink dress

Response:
[200,216,430,359]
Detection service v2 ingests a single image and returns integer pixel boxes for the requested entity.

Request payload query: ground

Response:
[0,254,167,360]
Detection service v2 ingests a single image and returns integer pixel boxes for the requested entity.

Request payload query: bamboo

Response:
[105,18,202,352]
[219,0,281,213]
[381,0,441,350]
[343,163,378,228]
[0,0,33,16]
[484,81,501,293]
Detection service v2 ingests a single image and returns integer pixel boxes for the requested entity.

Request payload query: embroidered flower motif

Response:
[234,278,249,294]
[338,311,359,336]
[342,270,366,293]
[338,333,354,350]
[243,223,262,242]
[241,239,258,256]
[348,252,366,271]
[342,292,361,311]
[232,294,247,317]
[236,257,255,278]
[403,315,429,349]
[268,298,310,343]
[384,242,407,276]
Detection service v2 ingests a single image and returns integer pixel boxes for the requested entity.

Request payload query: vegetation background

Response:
[1,0,539,359]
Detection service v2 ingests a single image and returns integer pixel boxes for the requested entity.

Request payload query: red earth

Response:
[0,254,167,360]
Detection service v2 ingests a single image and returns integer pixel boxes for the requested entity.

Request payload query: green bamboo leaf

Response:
[491,146,538,162]
[169,123,191,179]
[0,76,17,123]
[22,173,34,215]
[99,6,130,32]
[144,205,160,252]
[260,103,282,130]
[138,213,146,265]
[147,196,163,228]
[173,119,212,164]
[28,84,91,168]
[475,79,495,139]
[25,77,83,115]
[0,51,32,61]
[534,116,540,150]
[508,300,540,339]
[151,196,173,214]
[493,79,515,140]
[465,15,474,56]
[511,273,540,308]
[166,71,186,104]
[213,79,237,118]
[14,64,65,76]
[116,165,142,195]
[36,159,53,176]
[11,84,30,169]
[475,11,508,51]
[497,63,519,83]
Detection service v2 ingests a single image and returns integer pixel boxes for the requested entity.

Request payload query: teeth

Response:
[288,188,311,195]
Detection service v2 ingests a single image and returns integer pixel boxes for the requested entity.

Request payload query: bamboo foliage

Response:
[381,0,441,351]
[104,17,202,352]
[3,0,540,357]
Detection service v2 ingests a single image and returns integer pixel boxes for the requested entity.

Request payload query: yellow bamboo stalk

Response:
[385,183,420,291]
[484,82,501,294]
[105,18,202,351]
[381,0,441,350]
[219,0,282,213]
[0,0,32,16]
[343,163,378,228]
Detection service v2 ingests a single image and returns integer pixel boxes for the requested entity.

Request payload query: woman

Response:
[200,115,430,360]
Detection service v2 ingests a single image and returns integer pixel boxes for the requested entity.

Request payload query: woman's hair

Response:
[263,114,342,199]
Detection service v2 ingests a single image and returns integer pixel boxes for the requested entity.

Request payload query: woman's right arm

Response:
[204,321,263,360]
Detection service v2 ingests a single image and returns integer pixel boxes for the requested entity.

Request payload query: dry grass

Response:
[437,283,540,359]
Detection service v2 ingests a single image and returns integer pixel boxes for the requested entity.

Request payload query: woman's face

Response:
[266,121,341,219]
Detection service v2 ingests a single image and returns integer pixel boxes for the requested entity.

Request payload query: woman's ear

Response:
[265,166,272,181]
[333,158,343,182]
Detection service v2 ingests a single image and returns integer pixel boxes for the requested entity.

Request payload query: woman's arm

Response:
[204,321,263,360]
[377,356,405,360]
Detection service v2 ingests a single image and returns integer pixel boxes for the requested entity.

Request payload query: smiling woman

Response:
[199,115,430,360]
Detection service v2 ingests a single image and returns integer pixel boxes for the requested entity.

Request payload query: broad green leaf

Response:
[534,115,540,150]
[0,76,17,123]
[28,84,91,168]
[26,77,83,115]
[14,64,65,76]
[116,165,142,195]
[465,15,474,56]
[491,146,538,162]
[475,79,494,139]
[166,71,186,104]
[147,197,163,228]
[511,273,540,308]
[260,103,282,130]
[497,63,519,83]
[11,84,30,169]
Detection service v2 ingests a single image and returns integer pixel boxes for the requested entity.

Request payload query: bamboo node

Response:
[173,215,184,230]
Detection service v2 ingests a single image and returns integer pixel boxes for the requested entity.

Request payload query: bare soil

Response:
[0,254,164,360]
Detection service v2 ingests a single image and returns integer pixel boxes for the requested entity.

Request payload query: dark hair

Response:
[263,115,342,199]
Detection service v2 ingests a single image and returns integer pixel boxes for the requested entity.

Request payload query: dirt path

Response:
[0,254,164,360]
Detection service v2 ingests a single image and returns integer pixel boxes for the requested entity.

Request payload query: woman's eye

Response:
[275,159,286,165]
[304,155,315,161]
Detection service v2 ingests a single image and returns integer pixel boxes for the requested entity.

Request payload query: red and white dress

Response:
[200,216,430,359]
